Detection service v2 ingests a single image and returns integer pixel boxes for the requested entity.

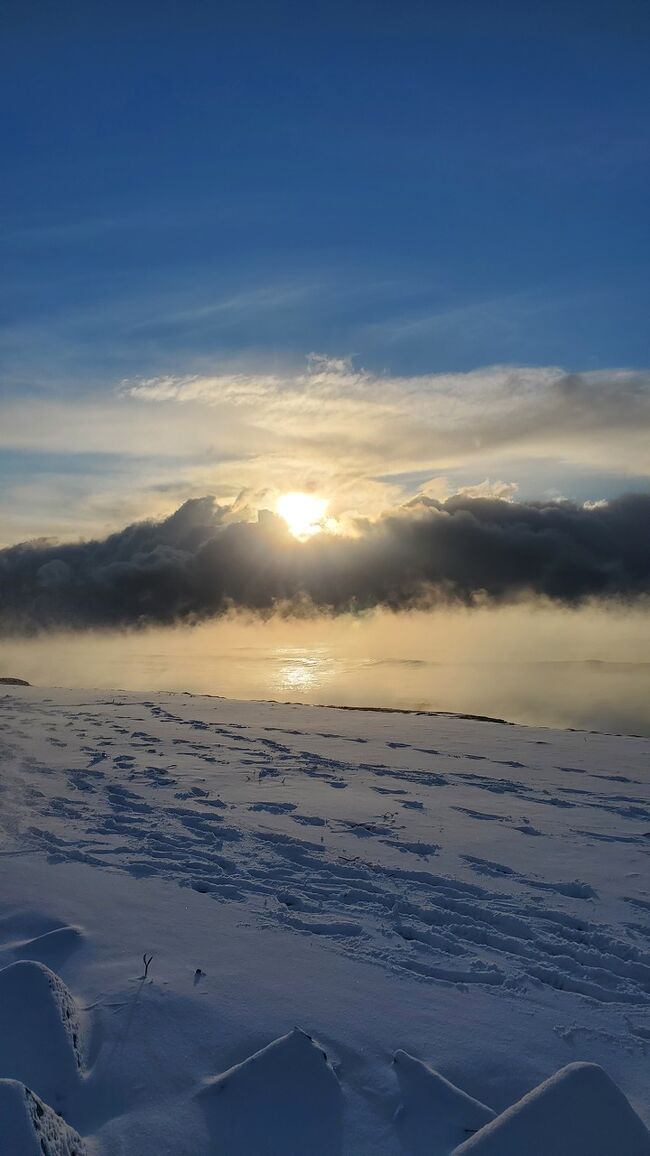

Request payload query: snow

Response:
[392,1050,495,1154]
[452,1062,650,1155]
[0,961,84,1109]
[0,1079,86,1156]
[199,1028,342,1154]
[0,685,649,1153]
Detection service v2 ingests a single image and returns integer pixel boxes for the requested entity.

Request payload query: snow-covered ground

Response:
[0,686,649,1154]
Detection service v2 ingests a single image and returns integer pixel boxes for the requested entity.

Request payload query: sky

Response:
[1,0,649,547]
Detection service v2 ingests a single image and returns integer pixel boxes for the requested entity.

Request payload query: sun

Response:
[276,492,328,540]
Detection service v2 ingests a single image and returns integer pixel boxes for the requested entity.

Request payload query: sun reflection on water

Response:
[272,647,339,695]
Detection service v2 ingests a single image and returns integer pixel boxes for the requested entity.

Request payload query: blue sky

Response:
[1,0,649,541]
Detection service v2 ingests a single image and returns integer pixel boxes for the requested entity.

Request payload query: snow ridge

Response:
[452,1061,650,1155]
[393,1049,496,1155]
[0,1079,86,1156]
[199,1028,342,1155]
[0,960,84,1107]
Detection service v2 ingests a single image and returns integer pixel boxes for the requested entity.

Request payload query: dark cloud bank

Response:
[1,493,649,635]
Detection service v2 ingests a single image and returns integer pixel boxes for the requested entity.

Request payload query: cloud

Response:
[122,357,650,475]
[1,356,649,545]
[417,477,519,502]
[1,492,649,635]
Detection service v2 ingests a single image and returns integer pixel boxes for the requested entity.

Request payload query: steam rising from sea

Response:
[2,605,649,736]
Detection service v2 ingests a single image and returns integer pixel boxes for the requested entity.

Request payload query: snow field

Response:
[0,687,648,1153]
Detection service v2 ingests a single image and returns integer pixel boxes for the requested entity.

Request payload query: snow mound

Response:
[0,1079,86,1156]
[15,925,84,969]
[393,1049,496,1156]
[452,1062,650,1156]
[0,961,84,1108]
[199,1027,343,1155]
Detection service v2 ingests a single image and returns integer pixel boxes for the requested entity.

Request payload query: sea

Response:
[3,605,650,736]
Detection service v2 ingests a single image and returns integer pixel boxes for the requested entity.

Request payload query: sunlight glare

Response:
[276,492,328,540]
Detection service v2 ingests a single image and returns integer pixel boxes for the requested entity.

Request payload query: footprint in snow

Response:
[249,802,297,814]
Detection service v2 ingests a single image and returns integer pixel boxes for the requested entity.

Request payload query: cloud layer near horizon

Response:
[1,358,649,545]
[123,357,650,479]
[2,492,649,635]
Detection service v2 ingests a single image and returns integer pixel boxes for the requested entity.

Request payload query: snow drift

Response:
[0,1079,86,1156]
[0,960,84,1109]
[452,1061,650,1155]
[199,1027,343,1155]
[393,1049,495,1155]
[11,924,84,971]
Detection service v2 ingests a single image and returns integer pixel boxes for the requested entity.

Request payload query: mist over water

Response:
[2,604,650,736]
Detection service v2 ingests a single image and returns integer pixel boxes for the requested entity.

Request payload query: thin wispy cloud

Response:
[1,354,648,546]
[123,356,650,475]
